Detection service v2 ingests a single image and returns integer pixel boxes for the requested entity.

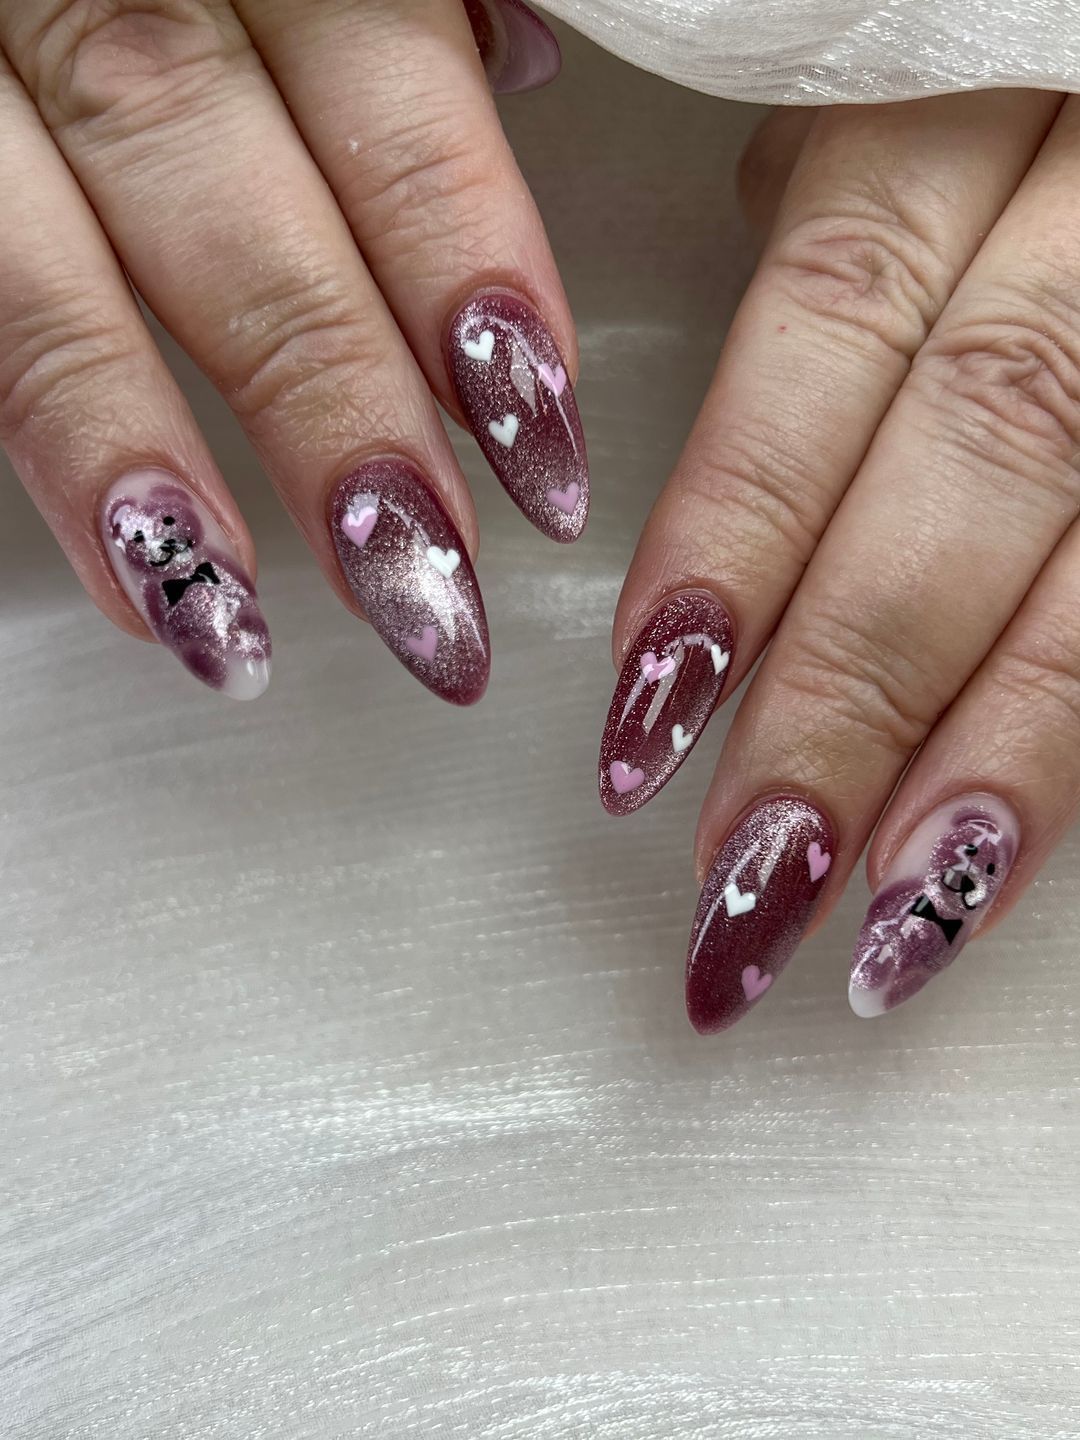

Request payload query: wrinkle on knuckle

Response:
[0,296,139,441]
[911,285,1080,485]
[768,204,951,364]
[992,634,1080,750]
[775,607,939,763]
[222,277,392,429]
[22,0,242,132]
[682,424,835,569]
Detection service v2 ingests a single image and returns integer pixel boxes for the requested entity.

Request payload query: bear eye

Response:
[132,530,145,544]
[986,863,996,875]
[163,515,175,525]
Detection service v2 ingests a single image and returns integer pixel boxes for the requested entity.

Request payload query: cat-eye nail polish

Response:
[849,794,1019,1018]
[447,291,588,542]
[101,470,271,699]
[330,459,490,705]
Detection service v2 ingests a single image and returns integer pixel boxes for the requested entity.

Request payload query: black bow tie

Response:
[162,561,220,607]
[909,894,964,945]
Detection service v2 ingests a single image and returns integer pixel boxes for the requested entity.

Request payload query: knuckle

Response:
[910,279,1080,483]
[22,0,241,132]
[0,291,139,443]
[343,111,504,256]
[768,206,951,364]
[775,606,939,764]
[993,626,1080,750]
[223,274,393,434]
[682,421,834,571]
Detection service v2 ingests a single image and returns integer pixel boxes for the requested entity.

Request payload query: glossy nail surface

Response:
[600,592,735,816]
[849,794,1019,1018]
[686,795,835,1033]
[101,470,270,699]
[447,292,588,542]
[463,0,562,93]
[331,460,489,705]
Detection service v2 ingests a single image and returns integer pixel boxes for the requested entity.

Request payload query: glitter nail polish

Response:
[447,291,588,542]
[101,470,271,699]
[599,591,735,816]
[686,795,835,1033]
[330,460,489,705]
[463,0,562,94]
[849,794,1019,1018]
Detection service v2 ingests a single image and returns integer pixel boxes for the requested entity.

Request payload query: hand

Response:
[600,90,1080,1026]
[0,0,585,703]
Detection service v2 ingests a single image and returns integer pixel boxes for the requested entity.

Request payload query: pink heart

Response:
[342,504,377,549]
[640,652,676,683]
[609,761,645,795]
[741,965,773,1001]
[547,481,580,515]
[405,625,438,662]
[807,842,832,882]
[538,363,567,397]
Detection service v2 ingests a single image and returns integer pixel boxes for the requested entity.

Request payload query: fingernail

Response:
[101,470,271,700]
[447,291,588,543]
[330,459,490,705]
[463,0,562,94]
[686,795,835,1033]
[599,591,735,816]
[849,794,1019,1018]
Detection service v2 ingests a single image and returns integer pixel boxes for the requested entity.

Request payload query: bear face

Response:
[108,489,203,577]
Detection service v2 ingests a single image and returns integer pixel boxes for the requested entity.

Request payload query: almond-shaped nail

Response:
[686,795,835,1033]
[331,460,490,705]
[101,470,270,699]
[849,794,1019,1018]
[447,291,588,543]
[600,592,735,816]
[463,0,562,94]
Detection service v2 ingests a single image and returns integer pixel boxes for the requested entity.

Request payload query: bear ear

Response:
[111,503,135,530]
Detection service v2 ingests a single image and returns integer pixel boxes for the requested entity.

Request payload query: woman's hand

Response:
[600,90,1080,1025]
[0,0,584,703]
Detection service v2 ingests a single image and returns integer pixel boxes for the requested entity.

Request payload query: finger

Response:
[600,90,1059,816]
[848,511,1080,1017]
[0,53,270,699]
[686,94,1080,1032]
[236,0,587,541]
[736,106,815,236]
[2,1,488,704]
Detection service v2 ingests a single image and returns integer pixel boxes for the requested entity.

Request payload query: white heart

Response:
[426,546,460,579]
[671,724,693,753]
[711,644,730,676]
[464,330,495,363]
[488,414,519,448]
[723,882,757,918]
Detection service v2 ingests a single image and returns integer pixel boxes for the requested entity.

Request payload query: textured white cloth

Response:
[539,0,1080,102]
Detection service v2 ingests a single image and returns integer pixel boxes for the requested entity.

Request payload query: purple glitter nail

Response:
[447,291,588,543]
[330,460,490,705]
[101,470,270,699]
[463,0,562,94]
[849,794,1019,1017]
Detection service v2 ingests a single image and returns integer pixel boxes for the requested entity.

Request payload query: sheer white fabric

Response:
[538,0,1080,102]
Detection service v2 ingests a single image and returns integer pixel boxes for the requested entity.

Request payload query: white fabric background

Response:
[3,25,1079,1440]
[539,0,1080,101]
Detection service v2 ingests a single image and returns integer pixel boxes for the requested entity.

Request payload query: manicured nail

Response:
[686,795,835,1033]
[101,470,270,700]
[599,591,735,816]
[330,459,490,705]
[447,291,588,543]
[849,794,1019,1018]
[463,0,562,94]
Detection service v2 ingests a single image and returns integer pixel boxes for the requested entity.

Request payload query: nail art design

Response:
[849,794,1019,1018]
[462,0,562,95]
[101,471,270,700]
[448,292,588,542]
[685,795,835,1033]
[331,460,489,705]
[599,592,735,816]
